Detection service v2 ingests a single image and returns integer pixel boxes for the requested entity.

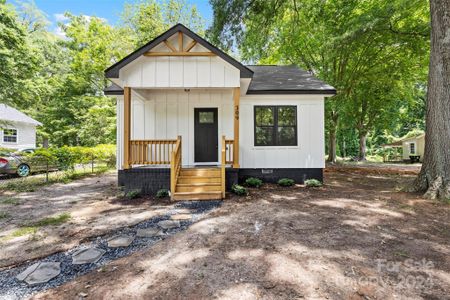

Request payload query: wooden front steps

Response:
[172,167,223,200]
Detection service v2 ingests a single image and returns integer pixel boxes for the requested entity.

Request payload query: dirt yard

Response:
[31,165,449,300]
[0,171,177,268]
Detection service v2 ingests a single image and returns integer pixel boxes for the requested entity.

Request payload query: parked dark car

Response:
[0,149,58,177]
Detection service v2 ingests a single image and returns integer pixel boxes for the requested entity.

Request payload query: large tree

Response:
[413,0,450,200]
[208,0,429,162]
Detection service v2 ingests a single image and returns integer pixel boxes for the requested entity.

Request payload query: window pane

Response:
[255,127,274,146]
[199,112,214,124]
[3,129,17,143]
[255,107,274,126]
[278,107,296,126]
[277,127,296,146]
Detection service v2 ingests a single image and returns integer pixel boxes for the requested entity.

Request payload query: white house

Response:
[382,133,425,163]
[105,24,336,200]
[0,104,41,150]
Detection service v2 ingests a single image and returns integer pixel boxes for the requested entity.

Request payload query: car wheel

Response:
[17,164,31,177]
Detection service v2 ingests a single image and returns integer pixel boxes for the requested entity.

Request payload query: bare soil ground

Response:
[0,171,177,268]
[33,166,449,300]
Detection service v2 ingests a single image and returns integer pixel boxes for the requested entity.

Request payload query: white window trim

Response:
[409,142,417,155]
[3,128,18,144]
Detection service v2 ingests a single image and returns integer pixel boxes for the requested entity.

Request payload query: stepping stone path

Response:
[72,248,106,264]
[136,228,164,238]
[107,234,134,248]
[16,262,61,286]
[158,220,181,229]
[170,214,192,221]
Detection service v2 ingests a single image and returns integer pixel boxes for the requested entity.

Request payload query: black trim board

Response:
[246,89,337,95]
[238,168,323,184]
[105,23,253,79]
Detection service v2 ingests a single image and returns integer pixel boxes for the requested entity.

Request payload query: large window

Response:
[3,129,17,143]
[254,106,297,146]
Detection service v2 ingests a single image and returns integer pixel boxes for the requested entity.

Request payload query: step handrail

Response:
[170,136,182,200]
[221,135,226,198]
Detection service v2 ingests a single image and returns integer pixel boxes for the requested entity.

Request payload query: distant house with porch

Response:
[104,24,336,200]
[382,133,425,163]
[0,104,41,150]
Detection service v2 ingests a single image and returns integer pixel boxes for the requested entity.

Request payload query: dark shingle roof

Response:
[104,65,336,96]
[246,65,336,95]
[104,83,125,95]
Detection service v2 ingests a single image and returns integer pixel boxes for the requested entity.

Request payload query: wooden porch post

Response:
[233,87,240,168]
[123,87,131,169]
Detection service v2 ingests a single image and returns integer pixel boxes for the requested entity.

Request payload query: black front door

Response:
[194,108,218,162]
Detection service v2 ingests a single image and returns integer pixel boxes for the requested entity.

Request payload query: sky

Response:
[9,0,213,36]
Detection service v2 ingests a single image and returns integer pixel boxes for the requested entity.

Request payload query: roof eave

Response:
[105,23,253,79]
[246,89,337,95]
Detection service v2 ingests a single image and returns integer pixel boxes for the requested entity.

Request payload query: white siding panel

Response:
[142,57,156,87]
[197,57,211,86]
[169,57,183,87]
[155,93,167,138]
[210,57,225,87]
[177,92,190,165]
[183,57,197,87]
[116,96,124,169]
[239,95,325,169]
[166,92,178,138]
[156,57,170,87]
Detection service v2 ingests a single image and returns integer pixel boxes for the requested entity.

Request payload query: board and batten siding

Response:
[116,91,325,170]
[119,56,240,88]
[116,89,234,168]
[239,95,325,169]
[0,121,38,149]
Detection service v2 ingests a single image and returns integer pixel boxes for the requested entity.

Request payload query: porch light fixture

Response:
[184,89,190,92]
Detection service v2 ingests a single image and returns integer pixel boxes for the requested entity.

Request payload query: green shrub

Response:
[278,178,295,187]
[245,177,263,188]
[125,189,141,199]
[305,179,323,187]
[156,189,169,198]
[231,184,248,196]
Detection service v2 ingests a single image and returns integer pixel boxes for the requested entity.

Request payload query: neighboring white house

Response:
[0,104,42,150]
[105,24,336,200]
[382,133,425,162]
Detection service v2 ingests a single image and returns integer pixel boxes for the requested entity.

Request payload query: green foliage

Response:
[278,178,295,187]
[305,179,323,187]
[0,211,10,219]
[209,0,430,160]
[156,189,169,198]
[244,177,263,188]
[125,189,141,199]
[231,184,248,196]
[30,212,71,227]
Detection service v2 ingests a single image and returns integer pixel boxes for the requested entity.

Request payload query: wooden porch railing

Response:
[224,139,234,165]
[221,136,227,198]
[170,136,182,199]
[129,139,177,165]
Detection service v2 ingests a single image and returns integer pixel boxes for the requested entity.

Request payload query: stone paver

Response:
[16,262,61,285]
[72,248,106,264]
[136,228,164,238]
[158,220,181,229]
[170,214,192,220]
[107,235,134,248]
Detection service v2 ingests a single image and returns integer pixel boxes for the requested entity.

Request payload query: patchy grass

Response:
[0,197,20,205]
[0,211,10,219]
[0,166,111,193]
[11,226,38,237]
[30,213,71,227]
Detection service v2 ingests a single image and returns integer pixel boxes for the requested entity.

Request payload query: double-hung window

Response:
[3,129,17,143]
[254,106,297,146]
[409,142,416,155]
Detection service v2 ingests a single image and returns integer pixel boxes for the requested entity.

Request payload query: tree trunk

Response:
[412,0,450,200]
[358,133,367,161]
[327,128,337,163]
